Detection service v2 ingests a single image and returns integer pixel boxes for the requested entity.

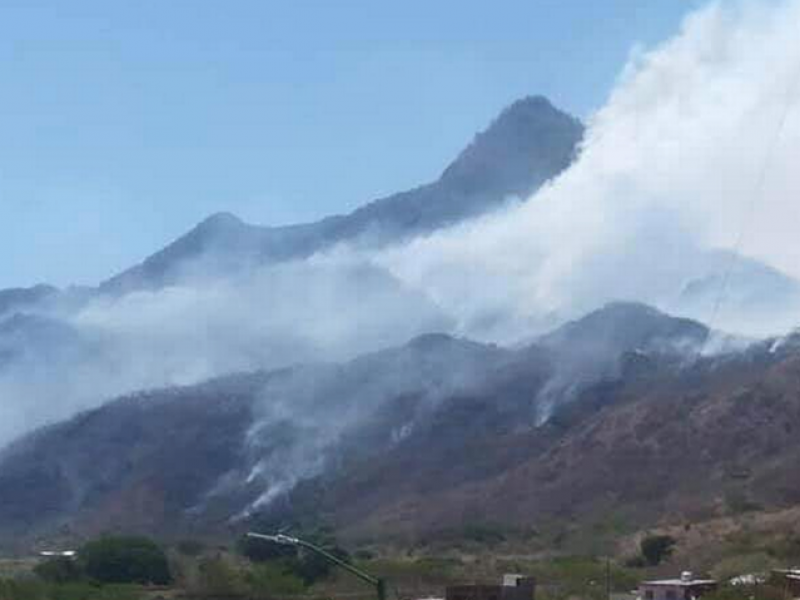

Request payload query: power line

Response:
[698,51,800,356]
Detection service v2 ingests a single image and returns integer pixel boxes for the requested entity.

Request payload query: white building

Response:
[639,572,717,600]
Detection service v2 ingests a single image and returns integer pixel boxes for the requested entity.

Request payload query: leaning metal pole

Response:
[246,532,387,600]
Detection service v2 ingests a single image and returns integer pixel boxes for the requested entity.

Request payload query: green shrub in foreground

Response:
[0,578,141,600]
[78,536,171,585]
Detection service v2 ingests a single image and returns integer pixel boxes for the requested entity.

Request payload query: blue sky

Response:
[0,0,705,289]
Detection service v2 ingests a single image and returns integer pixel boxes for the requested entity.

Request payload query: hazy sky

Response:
[1,0,705,289]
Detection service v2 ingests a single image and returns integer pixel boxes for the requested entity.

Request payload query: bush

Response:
[641,535,676,566]
[238,535,296,563]
[195,558,246,597]
[34,558,83,583]
[624,555,648,568]
[353,549,375,561]
[245,563,306,599]
[705,583,785,600]
[238,532,350,586]
[460,523,508,546]
[766,535,800,561]
[78,536,171,585]
[48,582,141,600]
[0,578,47,600]
[176,539,206,557]
[0,578,142,600]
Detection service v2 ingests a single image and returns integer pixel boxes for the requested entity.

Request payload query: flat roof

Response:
[641,580,717,587]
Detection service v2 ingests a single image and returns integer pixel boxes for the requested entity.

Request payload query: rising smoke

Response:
[2,0,800,451]
[377,0,800,342]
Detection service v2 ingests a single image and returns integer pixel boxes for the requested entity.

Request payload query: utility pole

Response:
[247,532,387,600]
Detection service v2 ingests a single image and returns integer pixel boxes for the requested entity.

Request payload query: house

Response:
[638,572,717,600]
[446,574,536,600]
[770,569,800,597]
[39,551,76,559]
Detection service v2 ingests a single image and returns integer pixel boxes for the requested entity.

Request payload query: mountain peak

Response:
[196,211,246,232]
[101,97,583,293]
[544,302,709,352]
[500,94,559,116]
[439,95,583,197]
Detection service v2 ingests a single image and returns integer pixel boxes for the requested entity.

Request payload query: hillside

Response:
[100,97,583,293]
[1,303,768,550]
[322,339,800,543]
[0,285,58,320]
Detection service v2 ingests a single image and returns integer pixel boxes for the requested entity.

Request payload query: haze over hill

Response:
[4,301,800,550]
[0,96,584,448]
[0,303,716,543]
[100,96,583,293]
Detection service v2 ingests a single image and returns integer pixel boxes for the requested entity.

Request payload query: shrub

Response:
[353,549,375,561]
[78,536,171,585]
[195,558,246,597]
[238,532,350,586]
[176,539,205,557]
[624,555,648,568]
[34,557,83,583]
[641,535,676,566]
[245,563,306,599]
[704,583,785,600]
[460,523,508,546]
[766,535,800,561]
[0,578,48,600]
[0,578,142,600]
[238,535,296,563]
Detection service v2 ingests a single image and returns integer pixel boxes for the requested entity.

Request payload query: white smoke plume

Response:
[0,260,449,446]
[3,0,800,452]
[376,0,800,342]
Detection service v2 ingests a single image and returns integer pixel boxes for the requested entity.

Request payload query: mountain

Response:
[0,284,58,320]
[532,302,709,422]
[0,96,584,460]
[4,92,800,555]
[0,313,86,368]
[675,252,800,335]
[0,303,732,548]
[320,335,800,545]
[100,97,583,293]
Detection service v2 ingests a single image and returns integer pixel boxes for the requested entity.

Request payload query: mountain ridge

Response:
[100,96,584,293]
[0,303,732,548]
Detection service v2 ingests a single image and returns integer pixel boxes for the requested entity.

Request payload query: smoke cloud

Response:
[377,0,800,341]
[0,260,450,446]
[3,0,800,453]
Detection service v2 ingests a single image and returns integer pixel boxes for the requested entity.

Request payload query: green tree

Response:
[293,543,351,585]
[238,531,350,586]
[640,535,676,566]
[245,563,306,599]
[176,539,205,557]
[78,536,171,585]
[34,557,83,583]
[194,558,246,597]
[238,534,296,563]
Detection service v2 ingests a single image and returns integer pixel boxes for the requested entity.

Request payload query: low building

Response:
[638,572,717,600]
[39,550,76,559]
[771,569,800,597]
[446,574,536,600]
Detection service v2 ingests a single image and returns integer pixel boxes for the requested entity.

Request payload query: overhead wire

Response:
[697,48,800,357]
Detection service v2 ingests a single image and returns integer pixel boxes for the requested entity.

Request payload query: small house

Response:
[446,574,536,600]
[771,569,800,598]
[638,572,717,600]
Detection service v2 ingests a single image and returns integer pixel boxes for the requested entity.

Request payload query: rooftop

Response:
[642,571,716,587]
[641,580,717,587]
